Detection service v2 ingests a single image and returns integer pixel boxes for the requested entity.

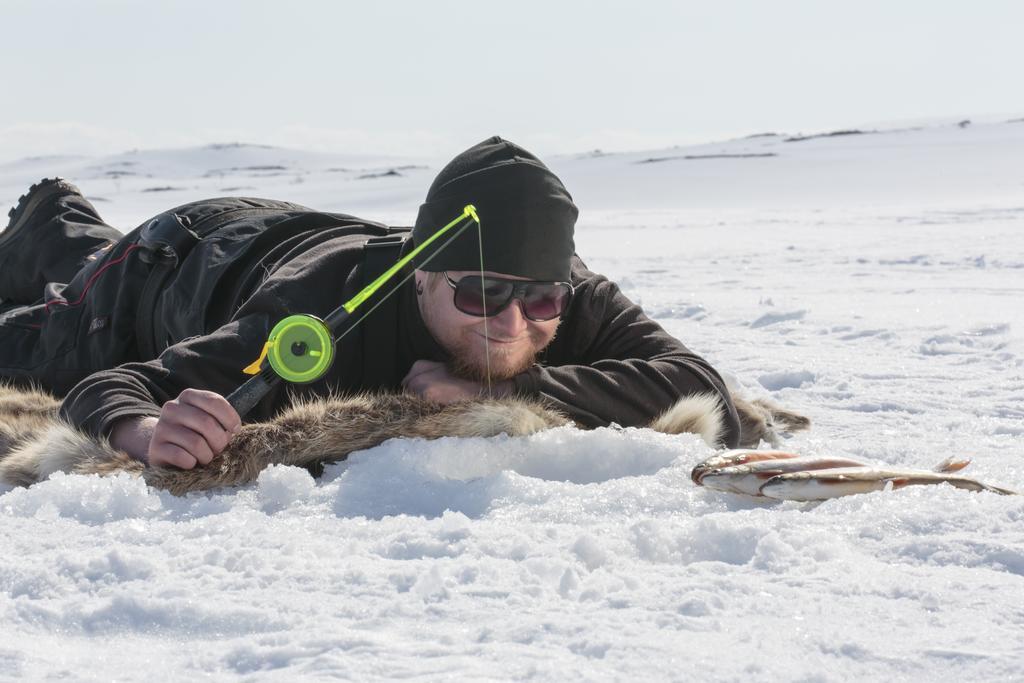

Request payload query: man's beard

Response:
[446,327,552,383]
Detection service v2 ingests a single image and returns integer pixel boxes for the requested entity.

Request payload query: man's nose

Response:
[489,299,529,336]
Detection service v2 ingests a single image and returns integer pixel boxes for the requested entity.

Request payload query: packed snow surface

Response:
[2,119,1023,680]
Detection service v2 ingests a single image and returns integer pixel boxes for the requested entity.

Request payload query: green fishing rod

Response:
[226,205,481,417]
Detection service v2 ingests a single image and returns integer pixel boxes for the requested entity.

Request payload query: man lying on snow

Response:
[0,136,742,471]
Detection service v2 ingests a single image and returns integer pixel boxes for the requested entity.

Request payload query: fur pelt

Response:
[0,383,808,495]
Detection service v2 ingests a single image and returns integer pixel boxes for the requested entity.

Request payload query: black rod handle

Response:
[225,369,279,418]
[323,306,351,332]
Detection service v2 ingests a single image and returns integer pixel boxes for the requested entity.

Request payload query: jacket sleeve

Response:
[509,261,741,446]
[58,313,286,438]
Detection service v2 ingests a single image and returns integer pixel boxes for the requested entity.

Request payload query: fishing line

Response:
[475,217,492,396]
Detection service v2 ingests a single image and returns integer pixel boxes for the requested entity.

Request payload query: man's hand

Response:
[402,360,512,404]
[110,389,241,469]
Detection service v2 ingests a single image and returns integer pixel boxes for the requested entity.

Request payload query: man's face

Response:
[415,269,562,382]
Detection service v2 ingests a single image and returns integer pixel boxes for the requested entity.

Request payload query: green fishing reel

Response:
[243,314,334,383]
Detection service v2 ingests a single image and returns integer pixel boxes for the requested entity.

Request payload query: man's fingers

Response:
[404,373,429,396]
[150,443,199,470]
[162,402,232,453]
[178,388,242,432]
[402,360,442,389]
[404,360,440,380]
[154,423,216,465]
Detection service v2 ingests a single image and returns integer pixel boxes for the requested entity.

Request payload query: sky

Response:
[1,0,1022,162]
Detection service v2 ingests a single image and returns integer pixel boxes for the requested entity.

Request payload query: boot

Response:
[1,178,84,249]
[0,178,121,304]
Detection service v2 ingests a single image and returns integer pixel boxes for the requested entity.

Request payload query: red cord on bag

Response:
[44,244,143,314]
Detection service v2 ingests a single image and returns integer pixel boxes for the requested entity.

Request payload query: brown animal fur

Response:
[0,383,808,495]
[0,383,62,454]
[733,397,813,448]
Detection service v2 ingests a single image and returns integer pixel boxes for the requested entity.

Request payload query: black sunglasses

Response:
[443,273,574,322]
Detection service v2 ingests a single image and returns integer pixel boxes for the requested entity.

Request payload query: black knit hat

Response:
[412,136,578,281]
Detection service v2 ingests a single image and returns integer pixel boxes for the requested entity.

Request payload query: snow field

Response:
[3,427,1021,679]
[1,119,1023,680]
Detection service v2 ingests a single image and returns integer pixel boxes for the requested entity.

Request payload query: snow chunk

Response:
[571,534,609,571]
[412,565,451,602]
[758,369,816,390]
[0,472,162,523]
[750,309,807,328]
[256,465,316,513]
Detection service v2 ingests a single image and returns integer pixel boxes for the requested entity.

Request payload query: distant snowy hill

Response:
[556,117,1024,211]
[3,118,1022,226]
[0,142,430,228]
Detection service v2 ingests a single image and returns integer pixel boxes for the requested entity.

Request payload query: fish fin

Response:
[933,457,971,473]
[981,483,1019,496]
[886,477,911,490]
